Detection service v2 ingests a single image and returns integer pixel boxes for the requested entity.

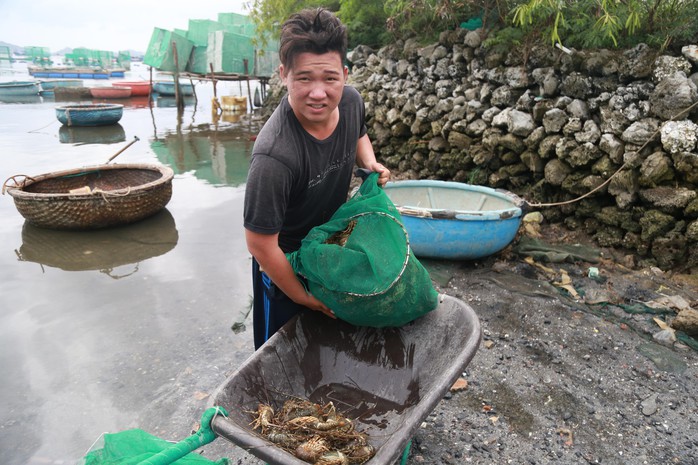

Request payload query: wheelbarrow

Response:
[209,293,481,465]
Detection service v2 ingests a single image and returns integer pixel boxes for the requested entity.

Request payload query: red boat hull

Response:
[112,81,151,96]
[90,86,132,99]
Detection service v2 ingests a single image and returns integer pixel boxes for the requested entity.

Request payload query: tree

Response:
[338,0,389,48]
[246,0,340,48]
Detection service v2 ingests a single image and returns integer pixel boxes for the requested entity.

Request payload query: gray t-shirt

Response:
[243,85,367,252]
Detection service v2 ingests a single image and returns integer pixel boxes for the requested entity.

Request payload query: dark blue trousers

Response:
[251,258,306,350]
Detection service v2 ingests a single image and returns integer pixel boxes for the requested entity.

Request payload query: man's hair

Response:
[279,8,347,70]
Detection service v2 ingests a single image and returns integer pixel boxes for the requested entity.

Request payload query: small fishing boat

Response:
[55,103,123,126]
[0,80,40,96]
[29,67,112,79]
[3,163,174,230]
[38,79,84,95]
[112,81,151,96]
[53,86,92,100]
[383,180,525,260]
[153,80,194,96]
[90,86,132,99]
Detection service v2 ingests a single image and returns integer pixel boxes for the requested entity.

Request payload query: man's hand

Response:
[298,292,336,319]
[372,162,391,186]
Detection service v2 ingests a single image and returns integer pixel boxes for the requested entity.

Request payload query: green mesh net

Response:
[79,408,229,465]
[287,172,439,327]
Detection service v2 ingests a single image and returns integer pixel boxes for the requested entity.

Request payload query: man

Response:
[243,8,390,349]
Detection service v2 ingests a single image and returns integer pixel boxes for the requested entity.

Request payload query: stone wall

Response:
[344,33,698,271]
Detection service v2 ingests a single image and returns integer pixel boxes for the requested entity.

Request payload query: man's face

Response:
[280,51,348,129]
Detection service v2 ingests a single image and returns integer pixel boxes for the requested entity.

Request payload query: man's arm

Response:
[355,134,391,185]
[245,229,335,318]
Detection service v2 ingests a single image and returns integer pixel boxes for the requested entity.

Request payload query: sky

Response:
[0,0,250,53]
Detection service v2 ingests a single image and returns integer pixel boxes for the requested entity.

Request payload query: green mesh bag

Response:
[79,408,229,465]
[287,172,439,327]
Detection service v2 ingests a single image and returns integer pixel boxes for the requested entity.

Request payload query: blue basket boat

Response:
[0,80,41,97]
[152,80,194,96]
[55,103,123,126]
[383,180,525,260]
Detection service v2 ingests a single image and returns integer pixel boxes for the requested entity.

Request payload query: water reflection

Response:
[155,95,195,108]
[58,123,126,145]
[151,128,253,187]
[117,95,152,109]
[0,94,42,104]
[15,209,178,278]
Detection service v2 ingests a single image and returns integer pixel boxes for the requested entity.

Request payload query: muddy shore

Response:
[411,223,698,465]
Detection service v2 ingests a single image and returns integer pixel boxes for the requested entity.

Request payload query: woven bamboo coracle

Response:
[3,163,174,230]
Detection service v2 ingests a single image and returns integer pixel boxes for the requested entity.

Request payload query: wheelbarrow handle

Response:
[136,406,228,465]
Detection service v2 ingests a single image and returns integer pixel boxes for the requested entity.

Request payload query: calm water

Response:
[0,63,265,464]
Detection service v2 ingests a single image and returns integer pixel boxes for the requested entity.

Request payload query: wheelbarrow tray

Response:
[210,294,481,465]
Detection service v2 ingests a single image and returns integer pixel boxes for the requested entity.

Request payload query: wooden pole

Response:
[244,59,253,113]
[172,41,183,112]
[209,63,221,117]
[148,66,153,105]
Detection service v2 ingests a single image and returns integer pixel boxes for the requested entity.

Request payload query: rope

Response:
[28,118,58,134]
[95,186,132,203]
[524,99,698,209]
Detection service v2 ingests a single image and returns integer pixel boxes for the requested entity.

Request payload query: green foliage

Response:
[338,0,390,48]
[244,0,698,53]
[384,0,478,43]
[509,0,698,49]
[245,0,340,48]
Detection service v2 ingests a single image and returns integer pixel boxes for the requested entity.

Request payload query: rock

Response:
[575,120,601,144]
[687,220,698,241]
[641,394,659,416]
[638,187,697,213]
[621,119,661,145]
[639,210,675,242]
[567,142,602,168]
[672,308,698,337]
[599,133,625,163]
[639,151,674,187]
[544,159,572,186]
[463,30,482,48]
[649,73,698,120]
[672,152,698,184]
[542,108,568,133]
[653,55,693,83]
[559,72,593,99]
[347,44,375,66]
[619,43,657,81]
[660,120,698,154]
[682,44,698,65]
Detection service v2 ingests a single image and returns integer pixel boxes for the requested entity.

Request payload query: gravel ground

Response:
[410,224,698,465]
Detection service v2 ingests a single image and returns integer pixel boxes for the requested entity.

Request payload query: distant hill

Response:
[0,41,25,55]
[0,41,144,57]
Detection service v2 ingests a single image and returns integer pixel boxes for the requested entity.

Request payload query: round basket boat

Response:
[55,103,123,126]
[112,81,152,96]
[89,86,132,99]
[383,180,525,260]
[3,163,174,230]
